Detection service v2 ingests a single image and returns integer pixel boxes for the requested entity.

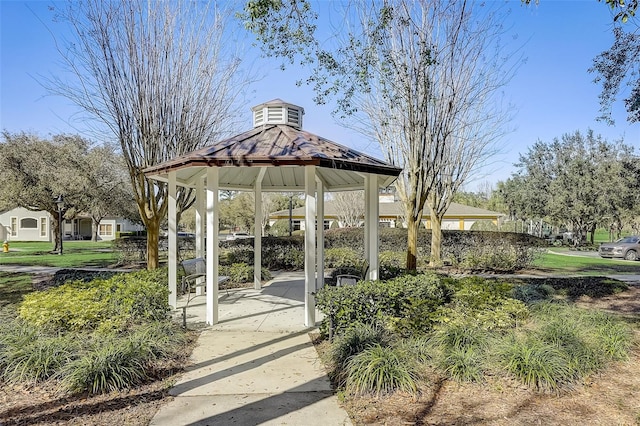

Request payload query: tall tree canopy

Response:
[503,130,637,243]
[243,0,516,269]
[48,0,249,268]
[0,132,134,249]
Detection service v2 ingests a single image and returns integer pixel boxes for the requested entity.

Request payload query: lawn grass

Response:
[0,241,117,268]
[533,250,640,275]
[0,271,33,308]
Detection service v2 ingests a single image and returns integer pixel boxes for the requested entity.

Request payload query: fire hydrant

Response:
[2,241,8,253]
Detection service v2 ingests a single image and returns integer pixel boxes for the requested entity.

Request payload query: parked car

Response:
[598,236,640,261]
[226,232,252,241]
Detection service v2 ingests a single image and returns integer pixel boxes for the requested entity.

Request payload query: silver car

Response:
[598,236,640,261]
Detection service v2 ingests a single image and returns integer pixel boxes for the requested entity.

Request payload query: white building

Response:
[0,207,143,242]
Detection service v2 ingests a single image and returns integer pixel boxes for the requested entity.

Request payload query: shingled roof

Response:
[144,101,402,191]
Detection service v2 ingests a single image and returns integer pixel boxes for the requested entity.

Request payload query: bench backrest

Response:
[182,257,205,276]
[360,259,370,280]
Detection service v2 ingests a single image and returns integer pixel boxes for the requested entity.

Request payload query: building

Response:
[269,194,504,231]
[0,207,143,242]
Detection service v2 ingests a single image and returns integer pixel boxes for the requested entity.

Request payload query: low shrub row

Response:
[0,269,191,396]
[19,269,170,333]
[218,228,544,272]
[317,274,634,396]
[0,319,190,394]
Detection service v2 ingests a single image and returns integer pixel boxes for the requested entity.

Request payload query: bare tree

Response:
[330,191,364,228]
[244,0,516,269]
[82,144,137,241]
[339,1,514,267]
[47,0,249,268]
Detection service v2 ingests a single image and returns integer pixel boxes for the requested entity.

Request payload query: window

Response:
[10,217,17,237]
[40,217,47,237]
[20,218,37,229]
[99,224,113,236]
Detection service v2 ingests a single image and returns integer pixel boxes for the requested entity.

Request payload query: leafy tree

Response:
[591,26,640,124]
[0,132,132,249]
[505,130,636,243]
[242,0,516,269]
[47,0,250,269]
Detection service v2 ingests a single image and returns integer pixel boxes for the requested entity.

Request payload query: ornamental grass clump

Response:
[430,322,490,382]
[60,335,148,395]
[497,302,634,391]
[328,324,389,373]
[1,325,81,384]
[346,344,419,396]
[498,334,572,392]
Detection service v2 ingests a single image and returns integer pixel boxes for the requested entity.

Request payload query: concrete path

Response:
[151,272,352,426]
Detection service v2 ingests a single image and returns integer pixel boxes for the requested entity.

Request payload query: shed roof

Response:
[144,123,402,191]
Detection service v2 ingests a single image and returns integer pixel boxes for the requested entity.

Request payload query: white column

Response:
[316,178,325,291]
[254,168,266,290]
[304,165,316,327]
[206,167,220,325]
[365,174,379,281]
[168,171,177,309]
[364,190,370,263]
[195,177,205,296]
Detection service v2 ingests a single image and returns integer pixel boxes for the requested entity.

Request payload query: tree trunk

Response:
[52,214,62,252]
[406,214,419,271]
[430,211,443,267]
[146,218,160,270]
[589,223,596,245]
[92,219,98,242]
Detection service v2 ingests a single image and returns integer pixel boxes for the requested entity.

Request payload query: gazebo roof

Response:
[144,123,402,191]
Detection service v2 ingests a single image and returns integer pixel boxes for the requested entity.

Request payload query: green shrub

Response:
[325,247,360,268]
[434,278,529,331]
[379,250,405,280]
[220,263,272,284]
[316,273,453,337]
[267,219,291,236]
[346,344,419,396]
[19,269,170,332]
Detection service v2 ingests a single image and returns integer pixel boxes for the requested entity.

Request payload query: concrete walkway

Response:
[151,272,352,426]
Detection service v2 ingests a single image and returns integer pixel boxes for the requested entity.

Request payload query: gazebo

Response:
[144,99,402,327]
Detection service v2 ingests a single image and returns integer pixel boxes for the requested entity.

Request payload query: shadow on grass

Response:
[508,276,630,300]
[0,272,33,306]
[535,262,640,275]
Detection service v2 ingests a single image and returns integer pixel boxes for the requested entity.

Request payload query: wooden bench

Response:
[180,257,229,327]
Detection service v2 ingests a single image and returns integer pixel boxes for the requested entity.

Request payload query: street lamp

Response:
[56,195,64,255]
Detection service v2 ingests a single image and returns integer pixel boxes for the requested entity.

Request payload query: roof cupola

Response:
[251,99,304,129]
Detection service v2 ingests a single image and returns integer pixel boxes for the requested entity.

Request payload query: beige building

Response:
[270,195,504,231]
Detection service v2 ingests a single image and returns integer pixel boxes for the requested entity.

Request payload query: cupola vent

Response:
[251,99,304,129]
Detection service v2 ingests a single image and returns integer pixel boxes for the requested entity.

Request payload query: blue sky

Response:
[1,1,638,189]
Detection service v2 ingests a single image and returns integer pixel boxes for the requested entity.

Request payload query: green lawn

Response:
[0,241,118,268]
[534,250,640,275]
[0,271,32,309]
